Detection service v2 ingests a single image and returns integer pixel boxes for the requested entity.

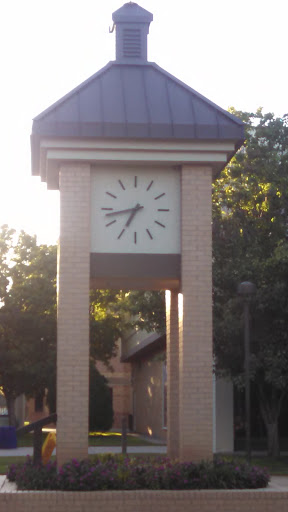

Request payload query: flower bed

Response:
[7,455,269,491]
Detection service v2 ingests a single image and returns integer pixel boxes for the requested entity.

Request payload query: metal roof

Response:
[112,2,153,24]
[31,61,244,173]
[31,2,245,177]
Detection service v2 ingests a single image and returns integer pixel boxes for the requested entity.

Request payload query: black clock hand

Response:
[105,206,141,217]
[125,203,143,227]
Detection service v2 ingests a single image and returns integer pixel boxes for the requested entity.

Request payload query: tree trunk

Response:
[257,386,284,458]
[6,395,17,427]
[266,422,280,457]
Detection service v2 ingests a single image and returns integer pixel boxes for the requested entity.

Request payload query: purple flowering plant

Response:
[7,455,270,491]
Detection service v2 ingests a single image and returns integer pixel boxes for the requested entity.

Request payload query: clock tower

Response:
[31,2,244,465]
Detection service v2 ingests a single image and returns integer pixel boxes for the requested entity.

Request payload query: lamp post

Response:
[237,281,256,463]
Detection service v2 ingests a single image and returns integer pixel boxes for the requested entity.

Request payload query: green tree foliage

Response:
[0,227,57,426]
[119,290,165,334]
[89,289,125,367]
[213,109,288,456]
[0,229,125,426]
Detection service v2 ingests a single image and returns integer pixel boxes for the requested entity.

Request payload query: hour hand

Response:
[125,203,143,227]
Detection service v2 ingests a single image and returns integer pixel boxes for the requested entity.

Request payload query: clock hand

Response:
[125,203,143,227]
[105,205,143,217]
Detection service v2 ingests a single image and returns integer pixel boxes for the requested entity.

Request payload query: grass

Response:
[0,453,163,476]
[235,437,288,452]
[222,455,288,476]
[88,432,153,446]
[16,431,154,448]
[0,456,30,476]
[252,456,288,475]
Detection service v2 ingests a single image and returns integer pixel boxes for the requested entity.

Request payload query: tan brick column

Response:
[57,163,91,466]
[179,165,213,462]
[166,290,180,459]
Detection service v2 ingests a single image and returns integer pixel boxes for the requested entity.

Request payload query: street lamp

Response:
[237,281,256,463]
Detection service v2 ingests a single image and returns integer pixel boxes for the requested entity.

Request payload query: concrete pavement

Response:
[0,445,167,457]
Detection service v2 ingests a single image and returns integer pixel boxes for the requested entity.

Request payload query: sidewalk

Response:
[0,445,167,457]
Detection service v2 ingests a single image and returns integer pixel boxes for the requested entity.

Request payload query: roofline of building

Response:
[121,331,166,362]
[32,60,244,129]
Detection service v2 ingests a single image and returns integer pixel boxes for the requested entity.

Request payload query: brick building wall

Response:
[132,353,167,441]
[96,342,132,429]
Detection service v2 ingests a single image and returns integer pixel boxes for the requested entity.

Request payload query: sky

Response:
[0,0,287,245]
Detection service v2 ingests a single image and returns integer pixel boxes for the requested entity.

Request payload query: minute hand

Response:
[105,206,143,217]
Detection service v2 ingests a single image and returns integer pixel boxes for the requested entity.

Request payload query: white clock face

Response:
[91,166,180,254]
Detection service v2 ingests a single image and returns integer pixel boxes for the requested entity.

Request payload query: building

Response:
[98,327,234,453]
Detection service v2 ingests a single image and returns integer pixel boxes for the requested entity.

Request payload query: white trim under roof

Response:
[38,138,237,189]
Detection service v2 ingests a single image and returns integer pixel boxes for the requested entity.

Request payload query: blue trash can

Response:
[0,426,17,449]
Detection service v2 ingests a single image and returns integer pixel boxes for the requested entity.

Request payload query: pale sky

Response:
[0,0,287,245]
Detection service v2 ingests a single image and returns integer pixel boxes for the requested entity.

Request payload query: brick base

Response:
[1,490,287,512]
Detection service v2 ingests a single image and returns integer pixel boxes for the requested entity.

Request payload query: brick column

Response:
[166,290,180,459]
[179,165,213,462]
[57,163,91,466]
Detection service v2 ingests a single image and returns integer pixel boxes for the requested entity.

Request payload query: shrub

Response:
[7,455,270,491]
[7,456,58,490]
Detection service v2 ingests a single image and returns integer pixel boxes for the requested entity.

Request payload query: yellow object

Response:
[42,432,56,465]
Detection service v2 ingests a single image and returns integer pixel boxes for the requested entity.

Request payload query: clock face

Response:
[91,166,180,254]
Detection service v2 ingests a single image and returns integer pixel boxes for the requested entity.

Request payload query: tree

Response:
[213,109,288,456]
[89,289,125,368]
[0,227,57,425]
[0,228,129,426]
[107,290,165,335]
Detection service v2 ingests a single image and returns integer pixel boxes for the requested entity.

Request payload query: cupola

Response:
[112,2,153,62]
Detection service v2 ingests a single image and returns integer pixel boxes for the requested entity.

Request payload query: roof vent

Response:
[112,2,153,63]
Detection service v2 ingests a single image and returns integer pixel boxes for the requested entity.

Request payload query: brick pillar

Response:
[166,290,180,459]
[57,163,91,466]
[179,165,213,462]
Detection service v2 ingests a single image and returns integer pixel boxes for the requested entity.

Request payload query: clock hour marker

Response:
[154,193,165,200]
[146,180,154,191]
[101,207,113,210]
[158,209,170,211]
[106,220,117,227]
[106,191,117,199]
[155,220,166,228]
[118,180,125,190]
[134,176,137,188]
[146,229,153,239]
[134,231,137,244]
[118,229,125,239]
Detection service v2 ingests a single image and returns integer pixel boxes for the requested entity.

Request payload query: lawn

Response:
[223,455,288,476]
[16,431,154,448]
[0,456,28,476]
[0,453,161,476]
